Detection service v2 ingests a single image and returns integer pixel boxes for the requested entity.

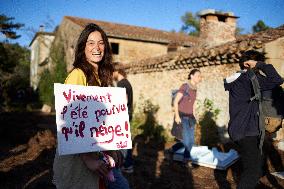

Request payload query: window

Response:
[167,43,178,52]
[111,43,119,55]
[217,15,226,22]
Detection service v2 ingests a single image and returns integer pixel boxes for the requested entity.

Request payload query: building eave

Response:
[29,32,55,47]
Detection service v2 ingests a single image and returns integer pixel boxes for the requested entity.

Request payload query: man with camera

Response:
[224,50,283,188]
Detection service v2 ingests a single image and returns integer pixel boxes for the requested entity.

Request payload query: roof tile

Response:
[65,16,198,46]
[126,25,284,73]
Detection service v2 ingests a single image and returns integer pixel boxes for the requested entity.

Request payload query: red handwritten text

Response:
[62,121,86,141]
[95,104,126,122]
[90,121,128,144]
[116,141,127,149]
[71,104,88,119]
[63,89,112,103]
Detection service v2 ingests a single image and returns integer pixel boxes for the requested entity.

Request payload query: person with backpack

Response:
[224,50,283,189]
[167,69,201,164]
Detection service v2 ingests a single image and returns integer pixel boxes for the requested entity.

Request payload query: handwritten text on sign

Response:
[54,83,132,155]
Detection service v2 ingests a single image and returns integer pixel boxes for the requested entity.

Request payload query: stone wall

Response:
[30,34,54,89]
[128,63,239,139]
[39,35,54,64]
[30,40,39,89]
[53,18,82,72]
[265,37,284,77]
[109,38,168,64]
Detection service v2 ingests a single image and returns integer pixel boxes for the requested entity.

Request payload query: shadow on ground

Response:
[1,111,284,188]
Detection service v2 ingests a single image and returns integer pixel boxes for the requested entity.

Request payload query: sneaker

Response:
[183,156,193,168]
[184,161,193,169]
[121,165,134,173]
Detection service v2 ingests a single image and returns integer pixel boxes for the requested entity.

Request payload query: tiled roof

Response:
[64,16,198,46]
[126,25,284,74]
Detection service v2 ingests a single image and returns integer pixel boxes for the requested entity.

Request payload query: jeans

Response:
[171,115,196,159]
[181,115,196,159]
[105,168,130,189]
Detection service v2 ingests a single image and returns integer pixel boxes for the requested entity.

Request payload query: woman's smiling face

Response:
[85,31,105,67]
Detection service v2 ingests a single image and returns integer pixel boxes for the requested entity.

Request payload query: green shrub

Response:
[38,69,54,106]
[2,71,30,109]
[38,42,67,107]
[51,42,67,84]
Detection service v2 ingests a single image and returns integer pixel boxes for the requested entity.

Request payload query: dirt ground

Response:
[1,111,284,189]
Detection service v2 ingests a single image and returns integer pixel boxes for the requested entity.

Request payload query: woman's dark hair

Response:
[239,50,266,70]
[73,23,113,86]
[188,69,200,80]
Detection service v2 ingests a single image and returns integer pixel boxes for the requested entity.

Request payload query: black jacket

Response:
[224,62,283,141]
[117,78,133,121]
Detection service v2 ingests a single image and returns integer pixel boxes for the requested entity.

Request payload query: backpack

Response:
[248,69,284,133]
[171,83,190,107]
[262,86,284,132]
[248,69,284,153]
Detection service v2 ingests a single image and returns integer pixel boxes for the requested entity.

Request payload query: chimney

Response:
[39,25,44,32]
[198,9,239,48]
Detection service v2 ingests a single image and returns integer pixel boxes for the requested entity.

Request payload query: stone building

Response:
[29,29,54,90]
[126,10,284,140]
[30,10,284,139]
[30,16,198,89]
[50,16,198,71]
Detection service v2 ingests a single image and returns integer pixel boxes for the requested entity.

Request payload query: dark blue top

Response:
[117,78,133,121]
[224,62,283,141]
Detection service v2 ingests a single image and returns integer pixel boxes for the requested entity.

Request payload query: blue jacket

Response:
[224,62,283,141]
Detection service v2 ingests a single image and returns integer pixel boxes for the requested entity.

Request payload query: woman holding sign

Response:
[53,23,130,189]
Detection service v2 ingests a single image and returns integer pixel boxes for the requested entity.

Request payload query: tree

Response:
[0,15,27,75]
[252,20,270,33]
[0,43,30,110]
[0,43,29,73]
[181,12,200,36]
[38,42,67,106]
[0,14,30,110]
[0,14,24,39]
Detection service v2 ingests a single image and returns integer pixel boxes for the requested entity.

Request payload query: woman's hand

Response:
[108,150,124,167]
[175,115,181,124]
[80,153,110,178]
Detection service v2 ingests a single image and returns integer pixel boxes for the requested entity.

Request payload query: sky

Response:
[1,0,284,47]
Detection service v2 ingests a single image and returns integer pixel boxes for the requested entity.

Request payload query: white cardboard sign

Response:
[54,83,132,155]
